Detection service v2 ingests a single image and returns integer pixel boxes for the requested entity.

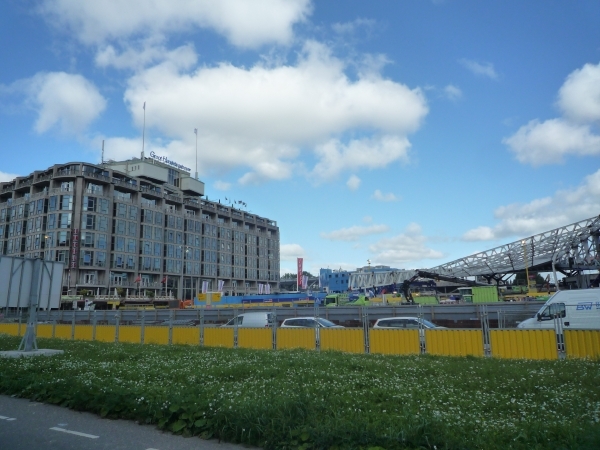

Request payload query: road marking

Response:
[0,415,16,421]
[50,427,99,439]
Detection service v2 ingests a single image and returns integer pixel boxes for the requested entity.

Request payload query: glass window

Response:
[539,302,566,321]
[116,203,127,218]
[96,252,106,267]
[81,232,94,247]
[98,216,108,231]
[96,233,107,249]
[84,196,96,212]
[115,236,125,252]
[60,195,73,210]
[58,213,71,228]
[48,196,57,211]
[99,198,109,214]
[129,206,138,221]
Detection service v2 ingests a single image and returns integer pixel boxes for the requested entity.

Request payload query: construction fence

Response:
[1,313,598,360]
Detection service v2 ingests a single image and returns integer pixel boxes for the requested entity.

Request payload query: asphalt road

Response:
[0,395,245,450]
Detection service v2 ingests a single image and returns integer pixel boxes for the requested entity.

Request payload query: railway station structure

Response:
[350,214,600,291]
[0,157,280,299]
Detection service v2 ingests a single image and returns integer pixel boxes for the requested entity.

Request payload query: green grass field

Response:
[0,334,599,449]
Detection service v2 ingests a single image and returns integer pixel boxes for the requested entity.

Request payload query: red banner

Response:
[297,257,303,289]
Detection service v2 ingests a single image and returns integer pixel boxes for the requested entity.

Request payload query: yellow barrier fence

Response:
[277,328,316,350]
[0,323,19,336]
[119,326,142,344]
[74,324,94,341]
[565,329,600,359]
[54,324,72,340]
[172,327,200,346]
[426,329,484,357]
[238,328,272,350]
[321,329,364,353]
[37,324,54,339]
[144,326,169,345]
[3,322,600,360]
[370,329,420,355]
[204,328,234,348]
[490,329,558,360]
[95,325,116,342]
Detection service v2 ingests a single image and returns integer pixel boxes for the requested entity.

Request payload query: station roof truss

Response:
[348,214,600,289]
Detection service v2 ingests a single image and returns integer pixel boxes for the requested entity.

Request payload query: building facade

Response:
[0,157,280,299]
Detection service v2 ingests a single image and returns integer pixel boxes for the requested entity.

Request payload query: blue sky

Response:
[1,0,599,276]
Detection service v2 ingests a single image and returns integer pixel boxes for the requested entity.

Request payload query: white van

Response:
[517,288,600,330]
[221,312,275,328]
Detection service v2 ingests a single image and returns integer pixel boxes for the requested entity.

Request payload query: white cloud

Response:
[504,62,600,166]
[332,18,375,35]
[0,171,19,182]
[444,84,462,101]
[280,243,305,260]
[40,0,312,49]
[369,223,444,265]
[459,59,498,80]
[462,168,600,241]
[119,40,427,184]
[462,226,495,242]
[95,41,197,71]
[321,224,389,242]
[346,174,361,190]
[214,180,231,191]
[504,119,600,165]
[311,135,412,181]
[372,189,398,202]
[557,62,600,124]
[13,72,106,135]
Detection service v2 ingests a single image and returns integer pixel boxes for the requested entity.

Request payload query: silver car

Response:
[373,317,442,330]
[280,317,343,328]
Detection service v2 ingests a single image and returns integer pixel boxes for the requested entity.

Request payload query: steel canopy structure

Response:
[349,214,600,290]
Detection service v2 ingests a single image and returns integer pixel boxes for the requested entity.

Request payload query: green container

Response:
[472,286,499,303]
[414,295,438,305]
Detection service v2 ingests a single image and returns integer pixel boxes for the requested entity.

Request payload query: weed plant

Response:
[0,334,599,449]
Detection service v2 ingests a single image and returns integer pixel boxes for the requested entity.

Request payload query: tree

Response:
[513,271,546,286]
[281,271,316,279]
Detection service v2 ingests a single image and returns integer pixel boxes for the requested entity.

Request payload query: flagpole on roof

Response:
[194,128,198,180]
[142,101,146,159]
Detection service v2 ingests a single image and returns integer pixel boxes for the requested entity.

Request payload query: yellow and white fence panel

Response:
[73,324,94,341]
[369,329,420,355]
[426,329,484,357]
[238,328,272,350]
[4,318,600,360]
[144,326,169,345]
[490,329,557,360]
[276,328,316,350]
[118,325,142,344]
[36,324,53,339]
[320,328,364,353]
[172,327,200,346]
[565,330,600,359]
[204,328,234,348]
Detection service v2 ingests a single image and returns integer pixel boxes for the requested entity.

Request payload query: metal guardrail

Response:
[18,302,545,328]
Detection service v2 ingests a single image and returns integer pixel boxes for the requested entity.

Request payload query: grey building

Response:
[0,157,280,300]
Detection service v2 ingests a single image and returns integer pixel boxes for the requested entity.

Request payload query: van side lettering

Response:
[576,302,593,310]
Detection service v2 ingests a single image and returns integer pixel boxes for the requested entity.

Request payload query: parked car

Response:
[221,312,275,328]
[280,317,344,328]
[373,317,444,330]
